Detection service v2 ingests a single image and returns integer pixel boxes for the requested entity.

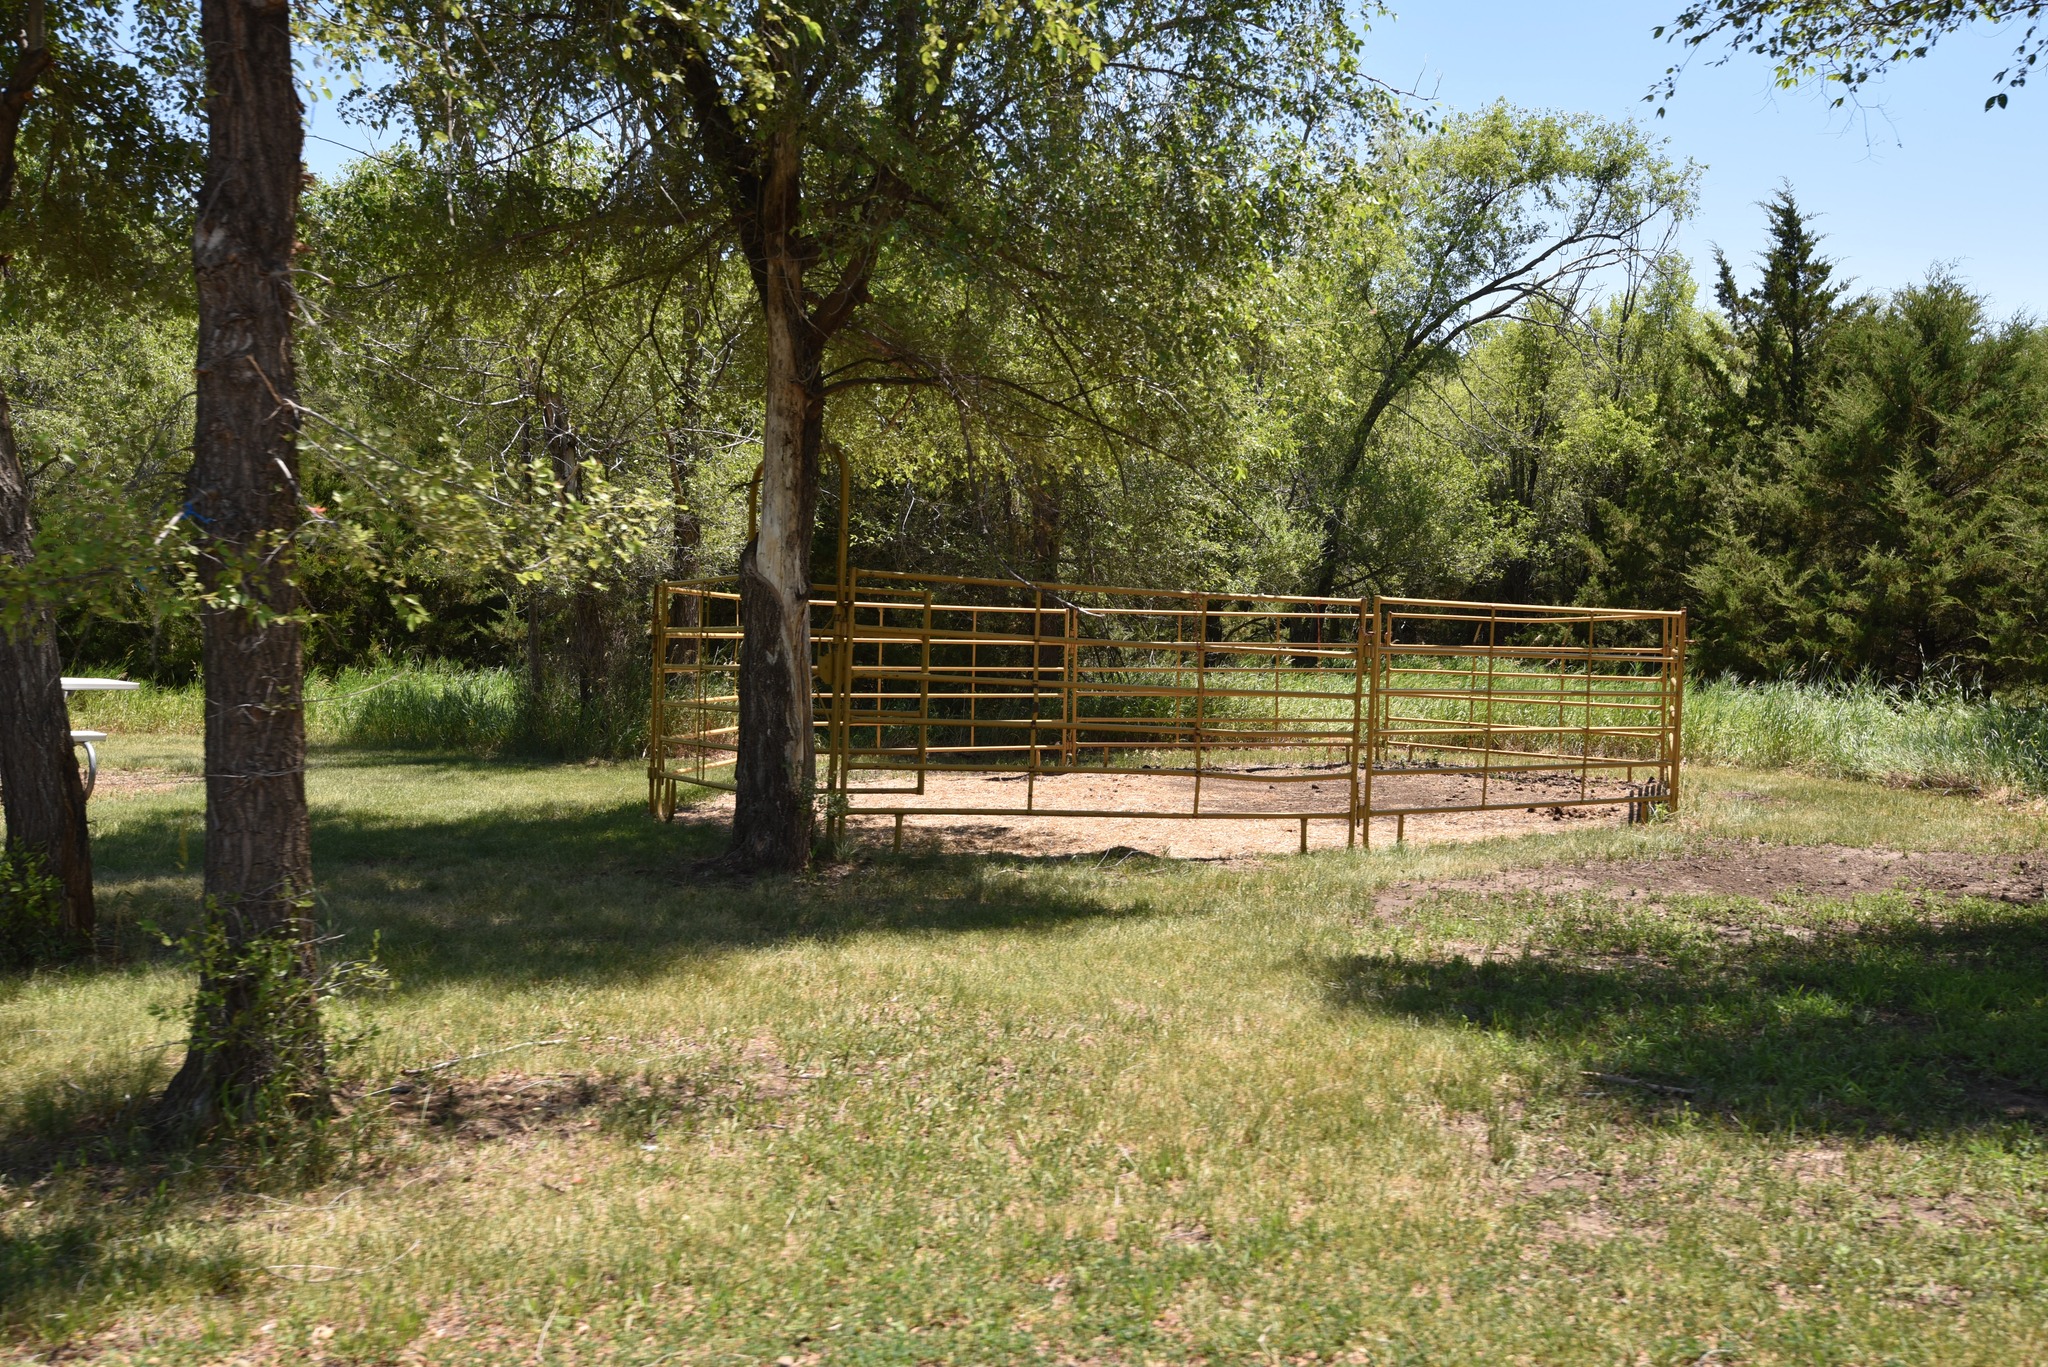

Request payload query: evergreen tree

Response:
[1711,189,1847,438]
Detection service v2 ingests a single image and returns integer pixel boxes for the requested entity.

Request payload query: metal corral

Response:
[649,573,1685,851]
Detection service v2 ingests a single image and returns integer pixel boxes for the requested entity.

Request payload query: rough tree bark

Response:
[0,388,93,937]
[0,0,93,940]
[156,0,323,1131]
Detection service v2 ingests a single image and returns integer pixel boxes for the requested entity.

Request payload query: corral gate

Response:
[650,572,1685,851]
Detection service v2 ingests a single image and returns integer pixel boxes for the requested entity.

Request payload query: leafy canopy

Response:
[1653,0,2048,111]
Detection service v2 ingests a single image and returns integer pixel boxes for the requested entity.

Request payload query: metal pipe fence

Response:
[649,572,1684,850]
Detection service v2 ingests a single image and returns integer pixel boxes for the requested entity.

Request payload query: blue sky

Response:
[1356,1,2048,315]
[304,3,2048,314]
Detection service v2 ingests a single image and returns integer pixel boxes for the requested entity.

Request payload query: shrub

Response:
[0,849,83,970]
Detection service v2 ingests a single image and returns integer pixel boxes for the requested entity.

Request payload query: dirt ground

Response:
[83,766,199,801]
[1372,839,2046,913]
[686,765,1649,860]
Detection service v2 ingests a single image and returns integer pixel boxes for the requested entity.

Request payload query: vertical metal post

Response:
[649,583,667,816]
[1064,604,1079,766]
[1362,597,1381,850]
[828,455,853,846]
[1580,613,1596,800]
[1192,594,1208,815]
[1028,587,1044,812]
[1350,598,1367,848]
[918,590,931,794]
[1668,610,1688,813]
[1480,607,1497,808]
[835,574,856,847]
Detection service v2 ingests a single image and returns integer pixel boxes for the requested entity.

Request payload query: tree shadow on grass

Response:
[85,797,1163,990]
[1327,893,2048,1134]
[0,1190,249,1345]
[0,1046,287,1342]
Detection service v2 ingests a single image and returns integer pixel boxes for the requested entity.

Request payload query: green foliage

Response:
[66,662,652,758]
[0,302,196,633]
[1684,676,2048,795]
[1271,104,1693,597]
[1692,275,2048,684]
[151,912,391,1156]
[19,7,2048,716]
[0,847,80,970]
[0,0,199,296]
[1655,0,2047,112]
[1463,192,2048,691]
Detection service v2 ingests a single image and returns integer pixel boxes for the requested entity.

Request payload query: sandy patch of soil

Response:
[85,766,199,800]
[681,765,1645,860]
[1374,840,2045,914]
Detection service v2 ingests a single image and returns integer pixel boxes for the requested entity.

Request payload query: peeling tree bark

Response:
[728,131,824,871]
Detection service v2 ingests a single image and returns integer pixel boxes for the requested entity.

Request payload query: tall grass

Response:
[1684,676,2048,797]
[65,663,649,759]
[66,661,2048,794]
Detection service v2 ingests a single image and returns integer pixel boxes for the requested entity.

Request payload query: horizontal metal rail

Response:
[649,575,1685,845]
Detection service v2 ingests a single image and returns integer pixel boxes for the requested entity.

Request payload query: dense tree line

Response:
[19,172,2048,705]
[30,178,2047,696]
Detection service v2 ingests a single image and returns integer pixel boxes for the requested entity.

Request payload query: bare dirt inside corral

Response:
[683,765,1647,860]
[1372,839,2046,913]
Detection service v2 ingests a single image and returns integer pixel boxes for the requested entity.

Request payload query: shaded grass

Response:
[4,743,2048,1362]
[1332,889,2048,1132]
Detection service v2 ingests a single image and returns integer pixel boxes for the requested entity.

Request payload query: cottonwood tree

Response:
[329,0,1375,871]
[157,0,326,1129]
[1655,0,2048,110]
[1280,105,1691,602]
[0,0,195,943]
[298,150,736,718]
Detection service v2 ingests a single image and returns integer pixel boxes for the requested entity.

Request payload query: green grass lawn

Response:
[5,739,2048,1364]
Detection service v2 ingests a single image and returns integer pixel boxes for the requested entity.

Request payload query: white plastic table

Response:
[61,678,139,799]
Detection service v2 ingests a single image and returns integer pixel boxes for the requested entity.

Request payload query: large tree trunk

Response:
[728,132,823,872]
[156,0,322,1133]
[0,0,90,942]
[0,384,93,939]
